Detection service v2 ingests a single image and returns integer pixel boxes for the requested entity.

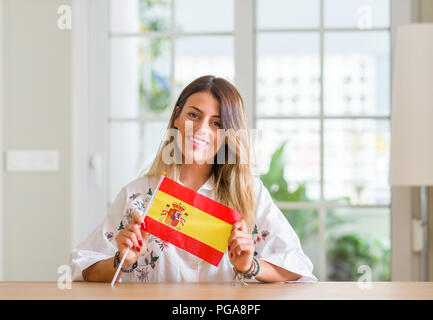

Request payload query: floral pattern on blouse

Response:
[117,188,153,231]
[70,175,317,283]
[134,235,170,282]
[105,232,114,241]
[252,224,270,257]
[114,187,173,282]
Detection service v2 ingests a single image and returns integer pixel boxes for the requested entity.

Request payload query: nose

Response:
[196,117,209,130]
[194,117,212,138]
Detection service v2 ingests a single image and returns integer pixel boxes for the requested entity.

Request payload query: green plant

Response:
[260,140,390,281]
[327,234,390,281]
[138,0,170,32]
[260,141,350,204]
[137,0,171,114]
[139,67,171,113]
[260,140,350,242]
[260,141,308,202]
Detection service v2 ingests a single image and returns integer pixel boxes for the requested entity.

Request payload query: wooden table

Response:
[0,281,432,300]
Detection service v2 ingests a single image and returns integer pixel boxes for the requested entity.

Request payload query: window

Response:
[107,0,394,280]
[255,0,391,281]
[109,0,234,203]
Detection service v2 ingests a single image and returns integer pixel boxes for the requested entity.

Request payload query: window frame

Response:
[253,0,392,281]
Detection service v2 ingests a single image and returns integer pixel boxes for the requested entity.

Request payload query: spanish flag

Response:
[143,175,242,267]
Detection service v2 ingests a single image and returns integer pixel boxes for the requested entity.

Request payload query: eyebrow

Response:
[187,106,221,118]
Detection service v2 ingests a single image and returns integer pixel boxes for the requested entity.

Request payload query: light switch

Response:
[6,150,60,172]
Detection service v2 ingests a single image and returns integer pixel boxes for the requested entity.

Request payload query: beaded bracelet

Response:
[113,251,138,273]
[232,257,260,287]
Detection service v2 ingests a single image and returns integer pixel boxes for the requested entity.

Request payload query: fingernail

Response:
[228,245,230,250]
[138,240,143,246]
[230,253,233,258]
[136,246,141,251]
[141,223,145,230]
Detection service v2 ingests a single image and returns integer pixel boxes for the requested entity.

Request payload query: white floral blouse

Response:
[70,174,317,283]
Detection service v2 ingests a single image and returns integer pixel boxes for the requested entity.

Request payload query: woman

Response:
[70,75,317,283]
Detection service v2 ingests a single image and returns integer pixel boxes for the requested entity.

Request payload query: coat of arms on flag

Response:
[142,174,242,267]
[159,202,189,231]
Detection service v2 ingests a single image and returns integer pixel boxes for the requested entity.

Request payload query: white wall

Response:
[420,0,433,283]
[390,0,433,281]
[2,0,71,280]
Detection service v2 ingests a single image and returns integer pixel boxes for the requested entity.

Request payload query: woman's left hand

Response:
[228,219,255,272]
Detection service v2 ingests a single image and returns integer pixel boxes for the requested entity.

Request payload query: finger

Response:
[139,221,150,237]
[240,219,247,232]
[228,232,251,248]
[230,226,246,238]
[231,220,247,235]
[138,231,150,248]
[117,238,135,265]
[231,237,252,250]
[228,232,238,250]
[232,238,254,256]
[234,242,254,257]
[132,210,144,227]
[116,233,134,250]
[122,230,140,251]
[237,243,253,256]
[228,229,251,246]
[126,224,143,247]
[232,220,243,232]
[228,233,251,253]
[142,231,150,241]
[230,228,250,238]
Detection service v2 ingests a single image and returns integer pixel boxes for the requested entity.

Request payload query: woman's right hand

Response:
[115,211,150,268]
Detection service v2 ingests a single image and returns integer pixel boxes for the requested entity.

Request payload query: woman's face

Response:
[173,91,224,164]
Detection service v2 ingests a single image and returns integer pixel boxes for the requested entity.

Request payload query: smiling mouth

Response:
[187,136,209,148]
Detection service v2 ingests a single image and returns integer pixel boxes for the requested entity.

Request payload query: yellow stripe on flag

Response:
[146,190,232,253]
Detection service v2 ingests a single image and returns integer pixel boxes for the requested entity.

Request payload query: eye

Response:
[212,121,222,128]
[187,112,198,119]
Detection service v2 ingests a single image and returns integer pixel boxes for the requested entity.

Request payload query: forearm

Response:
[82,257,123,282]
[254,259,301,283]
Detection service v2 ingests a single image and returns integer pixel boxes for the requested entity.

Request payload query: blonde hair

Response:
[140,76,255,233]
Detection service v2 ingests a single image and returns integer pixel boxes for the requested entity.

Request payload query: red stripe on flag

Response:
[158,177,242,225]
[144,215,225,267]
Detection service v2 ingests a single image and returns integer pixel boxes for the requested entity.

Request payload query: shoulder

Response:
[118,175,160,199]
[108,175,160,226]
[252,175,286,225]
[252,175,272,204]
[109,175,159,211]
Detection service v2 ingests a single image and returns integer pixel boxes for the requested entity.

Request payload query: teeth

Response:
[188,136,208,146]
